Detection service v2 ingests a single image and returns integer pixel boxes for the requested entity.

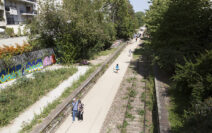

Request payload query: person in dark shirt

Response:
[78,100,84,121]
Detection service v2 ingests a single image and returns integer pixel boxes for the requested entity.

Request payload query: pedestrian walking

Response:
[78,100,84,121]
[72,98,78,122]
[114,64,120,73]
[129,49,132,56]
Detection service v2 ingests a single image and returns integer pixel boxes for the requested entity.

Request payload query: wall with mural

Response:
[0,48,56,84]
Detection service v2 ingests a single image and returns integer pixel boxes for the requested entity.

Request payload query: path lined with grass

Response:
[0,66,89,133]
[55,38,139,133]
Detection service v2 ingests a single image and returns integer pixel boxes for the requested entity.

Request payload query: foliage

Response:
[173,50,212,105]
[144,1,212,131]
[5,27,15,37]
[135,11,145,27]
[28,0,137,63]
[19,66,97,133]
[0,67,77,127]
[112,0,138,39]
[17,27,21,37]
[0,42,32,59]
[145,0,212,73]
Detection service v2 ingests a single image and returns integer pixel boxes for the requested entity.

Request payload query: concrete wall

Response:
[0,48,56,84]
[6,24,26,34]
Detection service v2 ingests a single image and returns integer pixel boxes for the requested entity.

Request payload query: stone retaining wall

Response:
[0,48,56,84]
[154,66,171,133]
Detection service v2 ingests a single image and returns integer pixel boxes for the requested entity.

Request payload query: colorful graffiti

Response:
[43,55,56,67]
[25,59,43,74]
[0,54,56,84]
[0,65,22,83]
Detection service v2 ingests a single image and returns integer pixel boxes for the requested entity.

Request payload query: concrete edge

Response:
[30,42,127,133]
[154,67,170,133]
[154,76,162,133]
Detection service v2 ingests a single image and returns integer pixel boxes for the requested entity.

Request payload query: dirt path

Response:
[55,39,139,133]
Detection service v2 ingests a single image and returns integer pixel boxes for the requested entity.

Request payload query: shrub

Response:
[0,42,32,59]
[17,27,21,36]
[5,27,15,37]
[173,50,212,105]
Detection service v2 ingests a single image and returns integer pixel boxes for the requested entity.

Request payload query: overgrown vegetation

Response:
[144,0,212,132]
[0,42,32,59]
[5,27,15,37]
[28,0,139,64]
[0,67,77,127]
[135,11,145,27]
[19,65,97,133]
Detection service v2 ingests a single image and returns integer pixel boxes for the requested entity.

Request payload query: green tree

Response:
[135,11,145,27]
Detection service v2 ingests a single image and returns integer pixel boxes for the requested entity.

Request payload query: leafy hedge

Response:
[144,0,212,132]
[173,51,212,105]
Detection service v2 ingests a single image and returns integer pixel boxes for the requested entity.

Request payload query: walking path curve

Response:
[55,39,139,133]
[0,66,89,133]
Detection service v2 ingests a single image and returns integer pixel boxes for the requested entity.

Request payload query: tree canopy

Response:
[28,0,138,63]
[144,0,212,132]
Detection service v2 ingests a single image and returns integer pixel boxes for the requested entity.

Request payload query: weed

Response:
[141,92,145,102]
[123,96,129,100]
[127,104,133,110]
[125,111,133,119]
[138,109,145,116]
[122,120,128,128]
[0,67,77,127]
[129,89,137,98]
[19,66,96,133]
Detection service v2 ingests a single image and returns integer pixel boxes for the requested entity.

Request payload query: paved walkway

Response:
[0,36,27,48]
[55,39,139,133]
[0,66,89,133]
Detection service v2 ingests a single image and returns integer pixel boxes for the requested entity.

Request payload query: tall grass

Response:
[0,67,77,127]
[19,66,97,133]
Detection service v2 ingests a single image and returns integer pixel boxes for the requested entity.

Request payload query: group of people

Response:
[72,98,84,122]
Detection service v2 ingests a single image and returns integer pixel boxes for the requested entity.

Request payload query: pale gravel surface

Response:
[0,66,89,133]
[55,39,139,133]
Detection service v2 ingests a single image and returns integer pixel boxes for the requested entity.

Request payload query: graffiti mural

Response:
[24,59,43,74]
[0,54,56,84]
[43,54,56,67]
[0,65,22,83]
